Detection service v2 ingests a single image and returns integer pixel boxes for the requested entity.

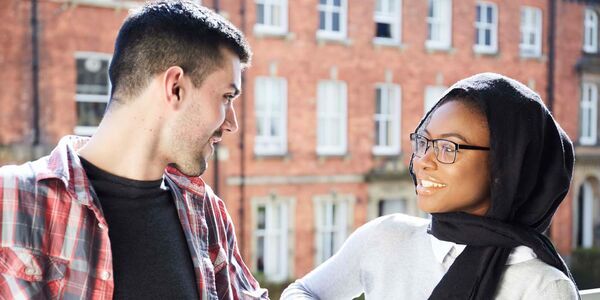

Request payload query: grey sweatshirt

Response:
[281,214,578,300]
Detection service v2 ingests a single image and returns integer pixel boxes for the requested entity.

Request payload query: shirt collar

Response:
[36,135,208,206]
[32,135,95,206]
[429,233,467,264]
[429,233,537,265]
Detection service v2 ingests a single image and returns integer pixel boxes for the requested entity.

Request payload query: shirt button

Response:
[24,267,37,276]
[100,271,111,280]
[98,223,106,230]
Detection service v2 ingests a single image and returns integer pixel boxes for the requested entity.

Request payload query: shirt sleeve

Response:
[218,199,269,300]
[281,219,377,300]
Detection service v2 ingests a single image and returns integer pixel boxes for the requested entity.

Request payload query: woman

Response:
[281,73,580,299]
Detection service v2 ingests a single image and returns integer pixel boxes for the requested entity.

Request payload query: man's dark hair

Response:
[108,0,252,103]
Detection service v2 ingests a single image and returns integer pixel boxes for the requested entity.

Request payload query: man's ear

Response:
[163,66,185,109]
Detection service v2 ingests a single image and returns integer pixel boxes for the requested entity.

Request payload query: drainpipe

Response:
[31,0,40,146]
[239,0,248,250]
[546,0,556,112]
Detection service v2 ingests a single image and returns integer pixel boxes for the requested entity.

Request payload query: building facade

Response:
[1,0,598,283]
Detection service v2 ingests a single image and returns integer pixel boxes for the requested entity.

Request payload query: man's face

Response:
[167,49,242,176]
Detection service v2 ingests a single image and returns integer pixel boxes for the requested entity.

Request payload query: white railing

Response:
[581,288,600,300]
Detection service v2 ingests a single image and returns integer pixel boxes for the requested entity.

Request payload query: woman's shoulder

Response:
[357,213,430,240]
[498,259,578,299]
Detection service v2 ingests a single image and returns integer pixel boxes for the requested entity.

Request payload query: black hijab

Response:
[408,73,579,299]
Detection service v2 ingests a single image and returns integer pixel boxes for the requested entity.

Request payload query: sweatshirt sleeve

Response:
[281,218,379,300]
[538,279,579,300]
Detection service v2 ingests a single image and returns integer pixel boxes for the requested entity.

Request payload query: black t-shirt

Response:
[79,157,199,300]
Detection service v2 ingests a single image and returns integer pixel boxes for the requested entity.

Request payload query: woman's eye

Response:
[441,145,454,152]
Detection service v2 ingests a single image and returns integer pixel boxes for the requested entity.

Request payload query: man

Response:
[0,1,268,299]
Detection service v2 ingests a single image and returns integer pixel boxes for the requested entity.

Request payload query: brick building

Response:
[1,0,598,284]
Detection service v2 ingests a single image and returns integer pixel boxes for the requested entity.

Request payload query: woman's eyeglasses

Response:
[409,133,490,164]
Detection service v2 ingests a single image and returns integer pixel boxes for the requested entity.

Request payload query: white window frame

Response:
[426,0,452,50]
[473,2,498,54]
[254,0,288,35]
[373,0,402,45]
[74,52,112,136]
[584,8,599,53]
[373,84,401,155]
[254,77,287,155]
[316,0,348,40]
[581,82,598,145]
[424,86,447,113]
[317,80,348,156]
[253,197,292,282]
[313,194,354,266]
[519,6,543,58]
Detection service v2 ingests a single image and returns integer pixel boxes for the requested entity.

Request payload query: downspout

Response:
[547,0,557,112]
[31,0,40,146]
[239,0,247,250]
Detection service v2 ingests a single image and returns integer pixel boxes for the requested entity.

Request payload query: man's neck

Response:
[77,106,167,181]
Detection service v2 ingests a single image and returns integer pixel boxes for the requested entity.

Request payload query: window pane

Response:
[320,0,327,4]
[428,0,434,17]
[385,120,393,146]
[476,5,481,22]
[376,90,382,114]
[257,236,265,272]
[76,57,109,95]
[376,22,392,38]
[319,11,326,30]
[333,0,341,7]
[332,12,340,31]
[258,206,266,230]
[375,120,381,146]
[256,3,265,24]
[487,6,493,23]
[76,102,107,127]
[376,0,383,12]
[272,4,281,26]
[485,28,491,46]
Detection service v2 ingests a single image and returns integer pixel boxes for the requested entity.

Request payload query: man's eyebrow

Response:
[423,129,470,143]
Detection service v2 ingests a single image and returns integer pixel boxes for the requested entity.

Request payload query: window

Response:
[255,77,287,155]
[374,84,401,155]
[317,80,347,155]
[317,0,347,40]
[581,82,598,145]
[584,8,599,53]
[314,194,353,265]
[576,180,600,248]
[474,2,497,53]
[377,198,407,216]
[426,0,452,50]
[254,199,289,282]
[75,52,111,136]
[520,7,542,57]
[374,0,401,44]
[424,86,447,113]
[255,0,288,35]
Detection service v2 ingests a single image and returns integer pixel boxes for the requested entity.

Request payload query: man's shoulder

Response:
[0,156,59,196]
[1,160,40,186]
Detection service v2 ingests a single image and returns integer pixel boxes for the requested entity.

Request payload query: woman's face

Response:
[412,100,491,216]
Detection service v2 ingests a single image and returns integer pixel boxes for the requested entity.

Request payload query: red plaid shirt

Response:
[0,136,268,300]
